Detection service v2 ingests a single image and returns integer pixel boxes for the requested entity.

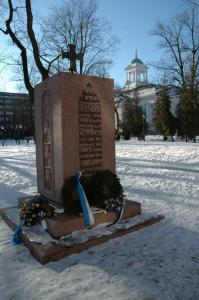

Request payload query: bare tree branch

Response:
[44,0,119,76]
[25,0,49,80]
[150,2,199,89]
[1,0,34,100]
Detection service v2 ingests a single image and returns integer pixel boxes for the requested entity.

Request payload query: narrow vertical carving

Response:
[42,90,54,194]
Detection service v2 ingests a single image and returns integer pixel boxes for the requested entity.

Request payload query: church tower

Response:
[125,50,148,89]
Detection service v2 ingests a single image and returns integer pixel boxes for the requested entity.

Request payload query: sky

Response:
[0,0,184,92]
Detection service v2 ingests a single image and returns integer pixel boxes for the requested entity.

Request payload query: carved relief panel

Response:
[42,90,54,195]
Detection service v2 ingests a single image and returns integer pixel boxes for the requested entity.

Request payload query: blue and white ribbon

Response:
[12,219,24,245]
[76,171,94,226]
[106,207,124,227]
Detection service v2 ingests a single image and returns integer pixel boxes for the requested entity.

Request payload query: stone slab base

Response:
[46,200,141,238]
[0,206,163,264]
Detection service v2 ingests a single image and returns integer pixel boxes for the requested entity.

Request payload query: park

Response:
[0,0,199,299]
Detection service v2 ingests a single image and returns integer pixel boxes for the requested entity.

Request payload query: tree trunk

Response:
[26,0,49,81]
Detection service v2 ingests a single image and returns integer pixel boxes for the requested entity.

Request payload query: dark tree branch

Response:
[2,0,34,101]
[40,54,61,72]
[0,28,7,34]
[25,0,49,80]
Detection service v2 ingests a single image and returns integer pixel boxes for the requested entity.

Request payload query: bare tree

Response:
[150,0,199,90]
[114,85,127,140]
[43,0,119,76]
[0,0,62,102]
[0,0,33,101]
[0,0,119,96]
[0,0,57,102]
[151,0,199,141]
[0,0,61,139]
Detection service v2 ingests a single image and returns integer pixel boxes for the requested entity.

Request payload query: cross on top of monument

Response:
[61,44,83,73]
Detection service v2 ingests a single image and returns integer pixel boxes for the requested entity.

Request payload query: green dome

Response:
[131,50,143,64]
[131,57,143,64]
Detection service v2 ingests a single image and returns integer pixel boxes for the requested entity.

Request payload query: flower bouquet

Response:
[19,197,54,226]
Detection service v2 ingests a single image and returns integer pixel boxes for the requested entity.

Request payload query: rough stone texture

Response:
[34,72,115,205]
[46,200,141,238]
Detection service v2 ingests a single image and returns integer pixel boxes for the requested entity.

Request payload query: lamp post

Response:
[16,124,22,144]
[1,125,5,146]
[142,111,146,141]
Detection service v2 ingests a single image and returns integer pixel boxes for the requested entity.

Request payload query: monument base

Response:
[46,200,141,238]
[0,204,164,264]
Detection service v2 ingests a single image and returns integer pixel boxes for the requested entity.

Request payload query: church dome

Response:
[131,57,143,64]
[125,49,148,89]
[131,50,143,64]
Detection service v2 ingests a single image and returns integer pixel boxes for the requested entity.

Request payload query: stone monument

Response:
[0,47,142,264]
[34,72,115,206]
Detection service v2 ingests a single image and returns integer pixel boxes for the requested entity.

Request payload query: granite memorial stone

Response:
[34,72,115,206]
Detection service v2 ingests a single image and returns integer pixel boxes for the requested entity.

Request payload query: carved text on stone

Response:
[78,83,103,176]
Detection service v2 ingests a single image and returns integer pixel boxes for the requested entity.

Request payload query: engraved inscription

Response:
[78,83,102,176]
[42,90,54,194]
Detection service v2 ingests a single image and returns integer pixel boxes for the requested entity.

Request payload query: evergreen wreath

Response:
[61,170,125,215]
[90,170,125,211]
[61,175,91,214]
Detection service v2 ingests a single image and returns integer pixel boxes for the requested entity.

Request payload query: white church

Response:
[117,51,179,133]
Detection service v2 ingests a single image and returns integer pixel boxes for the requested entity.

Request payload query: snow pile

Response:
[0,137,199,300]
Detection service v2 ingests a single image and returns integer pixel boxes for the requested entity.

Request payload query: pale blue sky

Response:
[97,0,183,85]
[0,0,183,92]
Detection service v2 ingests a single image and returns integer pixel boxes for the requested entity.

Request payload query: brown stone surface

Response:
[34,73,115,205]
[46,200,141,238]
[0,206,164,265]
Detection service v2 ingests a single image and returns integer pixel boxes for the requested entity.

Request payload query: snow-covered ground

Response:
[0,137,199,300]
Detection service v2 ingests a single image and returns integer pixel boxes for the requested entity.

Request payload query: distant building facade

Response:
[116,51,179,133]
[0,92,34,139]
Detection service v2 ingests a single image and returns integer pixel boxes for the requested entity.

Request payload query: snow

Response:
[0,137,199,300]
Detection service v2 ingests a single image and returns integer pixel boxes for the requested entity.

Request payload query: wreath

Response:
[90,170,125,211]
[61,170,125,215]
[61,175,91,214]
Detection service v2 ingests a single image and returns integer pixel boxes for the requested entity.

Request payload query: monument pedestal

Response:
[46,200,141,238]
[0,204,164,264]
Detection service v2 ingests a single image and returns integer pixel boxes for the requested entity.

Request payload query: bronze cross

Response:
[61,44,83,73]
